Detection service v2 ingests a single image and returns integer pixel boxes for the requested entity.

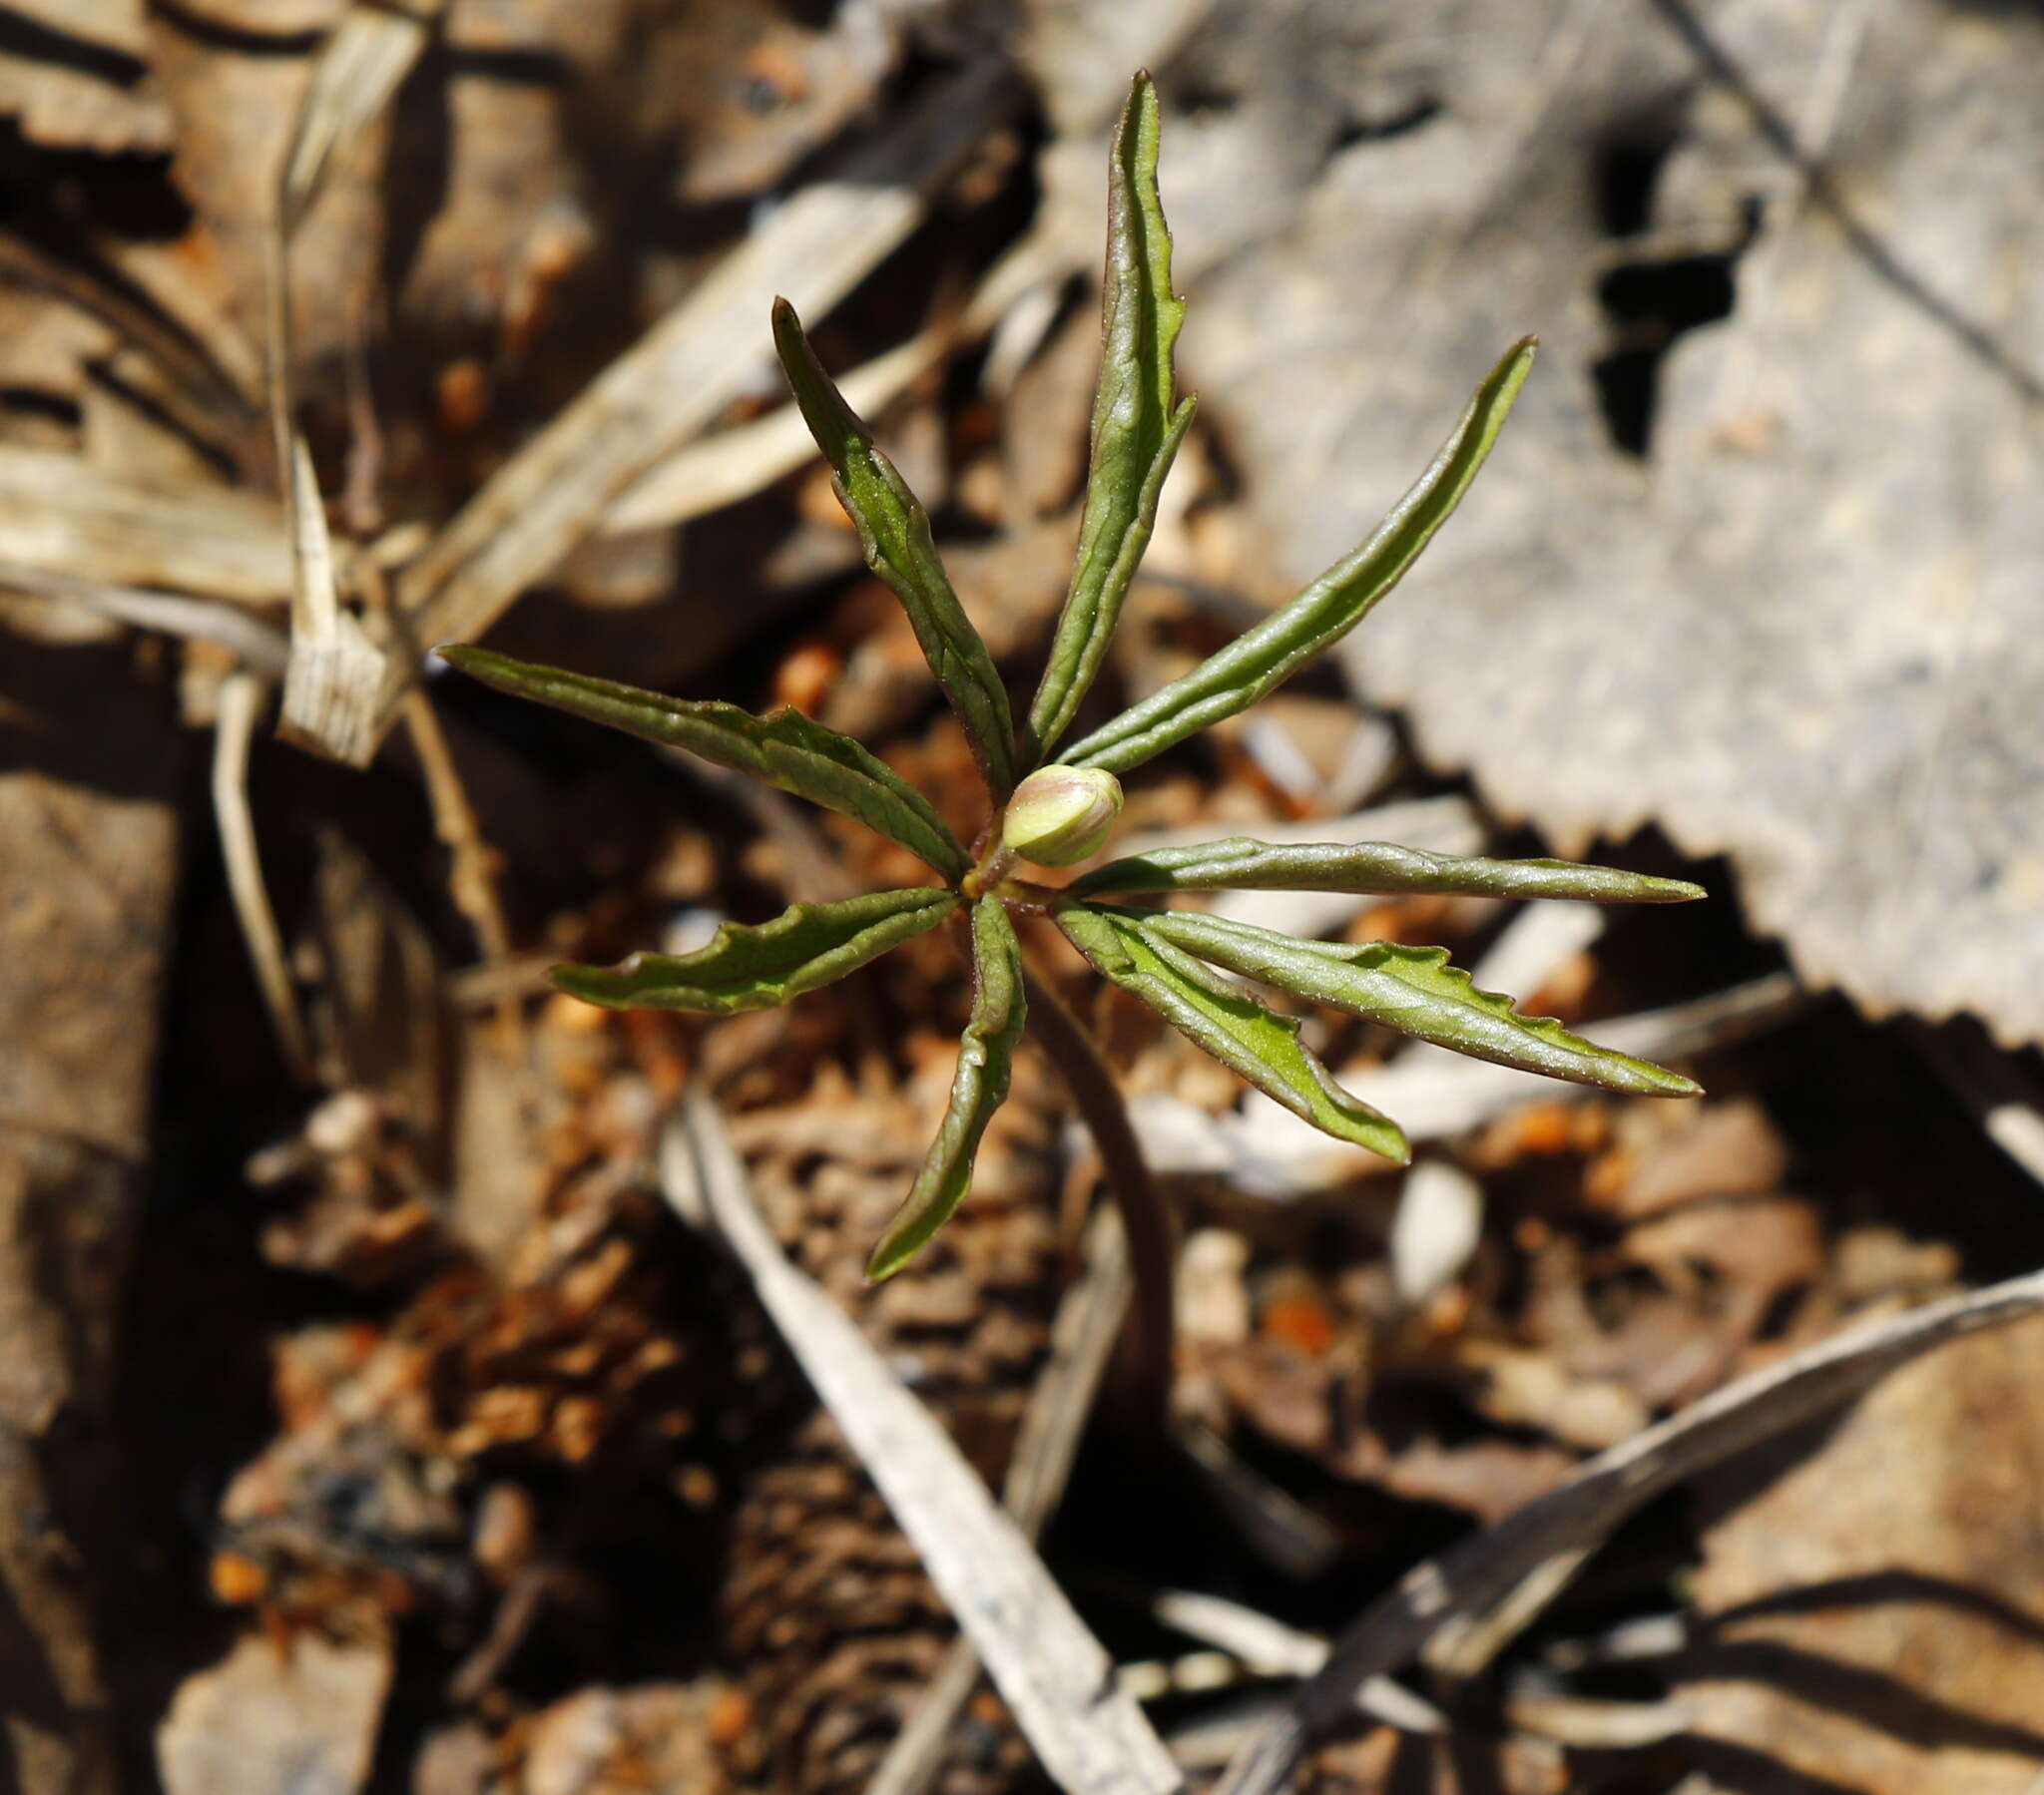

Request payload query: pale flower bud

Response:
[1002,764,1124,867]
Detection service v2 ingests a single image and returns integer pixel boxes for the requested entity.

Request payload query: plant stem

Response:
[962,841,1019,899]
[1019,960,1177,1431]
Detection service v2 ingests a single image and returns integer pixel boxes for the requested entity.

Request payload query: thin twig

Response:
[212,673,315,1085]
[1021,963,1178,1433]
[1215,1261,2044,1794]
[399,686,520,1043]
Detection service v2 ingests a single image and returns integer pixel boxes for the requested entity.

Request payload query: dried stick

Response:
[212,673,314,1084]
[1021,963,1178,1432]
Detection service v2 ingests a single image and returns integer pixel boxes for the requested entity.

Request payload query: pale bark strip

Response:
[674,1089,1184,1795]
[865,1212,1134,1795]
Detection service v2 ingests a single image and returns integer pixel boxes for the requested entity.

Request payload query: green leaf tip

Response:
[1071,836,1704,904]
[436,643,970,879]
[550,887,958,1015]
[771,298,1017,799]
[1057,903,1409,1164]
[1023,69,1196,766]
[1130,907,1698,1099]
[1063,335,1538,775]
[866,895,1027,1281]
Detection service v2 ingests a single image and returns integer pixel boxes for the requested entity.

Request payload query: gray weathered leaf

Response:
[1176,0,2044,1044]
[437,644,969,879]
[553,888,958,1015]
[1057,904,1408,1161]
[867,895,1026,1281]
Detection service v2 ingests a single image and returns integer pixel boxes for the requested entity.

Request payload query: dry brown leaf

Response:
[1681,1314,2044,1794]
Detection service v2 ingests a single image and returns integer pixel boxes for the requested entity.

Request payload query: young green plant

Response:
[439,72,1702,1291]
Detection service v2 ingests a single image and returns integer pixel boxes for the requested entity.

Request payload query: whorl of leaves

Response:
[440,74,1697,1277]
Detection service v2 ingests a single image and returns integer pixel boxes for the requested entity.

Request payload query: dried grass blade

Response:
[675,1089,1184,1795]
[0,445,288,601]
[212,673,314,1084]
[0,233,260,465]
[0,561,287,673]
[603,222,1083,535]
[602,332,943,534]
[278,3,446,238]
[271,1,445,763]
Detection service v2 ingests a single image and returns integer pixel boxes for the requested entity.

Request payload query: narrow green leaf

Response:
[1062,337,1538,775]
[552,887,958,1015]
[1023,71,1197,766]
[867,895,1026,1281]
[1071,836,1704,904]
[771,298,1017,798]
[1056,904,1408,1163]
[438,644,968,879]
[1134,907,1700,1098]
